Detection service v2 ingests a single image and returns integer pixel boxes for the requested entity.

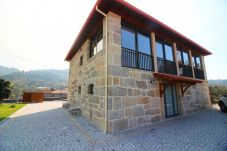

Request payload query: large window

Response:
[121,25,153,71]
[90,29,103,57]
[177,47,192,77]
[177,48,190,66]
[155,40,176,75]
[192,55,201,69]
[121,27,135,50]
[192,54,204,79]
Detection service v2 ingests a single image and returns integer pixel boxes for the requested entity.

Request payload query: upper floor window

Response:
[192,55,201,69]
[121,25,152,71]
[122,26,136,50]
[156,40,174,61]
[177,48,190,66]
[90,29,103,57]
[155,40,176,75]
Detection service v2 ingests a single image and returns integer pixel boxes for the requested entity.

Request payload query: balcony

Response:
[157,57,177,75]
[179,64,193,78]
[194,68,205,80]
[121,47,153,71]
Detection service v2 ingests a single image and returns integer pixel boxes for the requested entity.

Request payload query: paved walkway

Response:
[0,101,226,151]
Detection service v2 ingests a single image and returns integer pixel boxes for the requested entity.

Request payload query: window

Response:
[90,30,103,57]
[164,44,174,61]
[121,25,152,71]
[155,40,174,61]
[177,48,190,65]
[183,52,189,65]
[78,86,81,94]
[80,56,83,66]
[121,26,136,50]
[156,41,164,58]
[88,84,94,94]
[176,50,182,64]
[137,33,151,55]
[155,40,176,75]
[192,55,201,69]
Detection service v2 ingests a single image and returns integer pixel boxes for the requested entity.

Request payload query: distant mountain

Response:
[0,65,19,76]
[0,67,69,98]
[1,69,69,89]
[208,79,227,86]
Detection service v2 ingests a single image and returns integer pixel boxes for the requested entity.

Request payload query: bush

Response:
[10,105,16,108]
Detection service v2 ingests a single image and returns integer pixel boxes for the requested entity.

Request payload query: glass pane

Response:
[157,58,165,73]
[121,27,136,50]
[172,86,178,115]
[196,56,201,69]
[165,86,174,117]
[97,39,103,53]
[138,33,151,55]
[183,51,189,65]
[156,41,163,58]
[176,50,182,64]
[165,44,174,61]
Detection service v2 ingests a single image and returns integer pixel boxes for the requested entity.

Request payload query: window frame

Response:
[192,55,202,69]
[177,47,190,66]
[155,39,174,62]
[88,84,94,95]
[122,24,152,53]
[121,23,153,71]
[90,29,103,58]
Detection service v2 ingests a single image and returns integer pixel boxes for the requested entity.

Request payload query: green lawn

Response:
[0,103,26,122]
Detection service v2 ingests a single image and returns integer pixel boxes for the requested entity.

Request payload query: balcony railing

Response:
[179,64,193,78]
[121,47,153,71]
[157,57,177,75]
[194,68,205,80]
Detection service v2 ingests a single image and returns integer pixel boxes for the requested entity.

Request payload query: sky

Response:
[0,0,227,79]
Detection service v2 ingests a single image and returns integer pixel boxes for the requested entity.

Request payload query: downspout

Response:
[96,6,108,133]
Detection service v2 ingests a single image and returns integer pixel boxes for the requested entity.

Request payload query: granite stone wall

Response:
[68,38,106,131]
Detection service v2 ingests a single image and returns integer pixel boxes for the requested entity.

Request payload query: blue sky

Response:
[0,0,227,79]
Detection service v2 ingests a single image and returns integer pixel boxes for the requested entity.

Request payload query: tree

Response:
[0,78,12,105]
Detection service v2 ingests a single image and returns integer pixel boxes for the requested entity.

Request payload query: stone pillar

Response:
[151,32,158,72]
[189,50,195,78]
[106,11,121,133]
[201,56,207,80]
[173,43,179,76]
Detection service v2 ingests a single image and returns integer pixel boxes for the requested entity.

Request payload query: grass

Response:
[0,103,26,122]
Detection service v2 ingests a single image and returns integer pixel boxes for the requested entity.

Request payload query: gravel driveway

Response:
[0,101,226,151]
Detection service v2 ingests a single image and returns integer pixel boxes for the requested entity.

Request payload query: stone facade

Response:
[68,38,106,131]
[67,11,211,133]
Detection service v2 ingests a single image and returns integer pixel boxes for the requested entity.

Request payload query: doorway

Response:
[164,84,179,117]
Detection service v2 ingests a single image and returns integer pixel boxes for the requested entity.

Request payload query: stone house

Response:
[65,0,212,133]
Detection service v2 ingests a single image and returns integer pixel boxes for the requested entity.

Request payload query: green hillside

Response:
[0,67,68,98]
[0,66,19,76]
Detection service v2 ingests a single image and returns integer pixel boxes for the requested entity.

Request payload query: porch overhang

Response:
[153,72,203,97]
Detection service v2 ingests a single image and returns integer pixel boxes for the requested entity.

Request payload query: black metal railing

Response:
[194,68,205,79]
[121,47,153,71]
[157,57,177,75]
[179,64,193,78]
